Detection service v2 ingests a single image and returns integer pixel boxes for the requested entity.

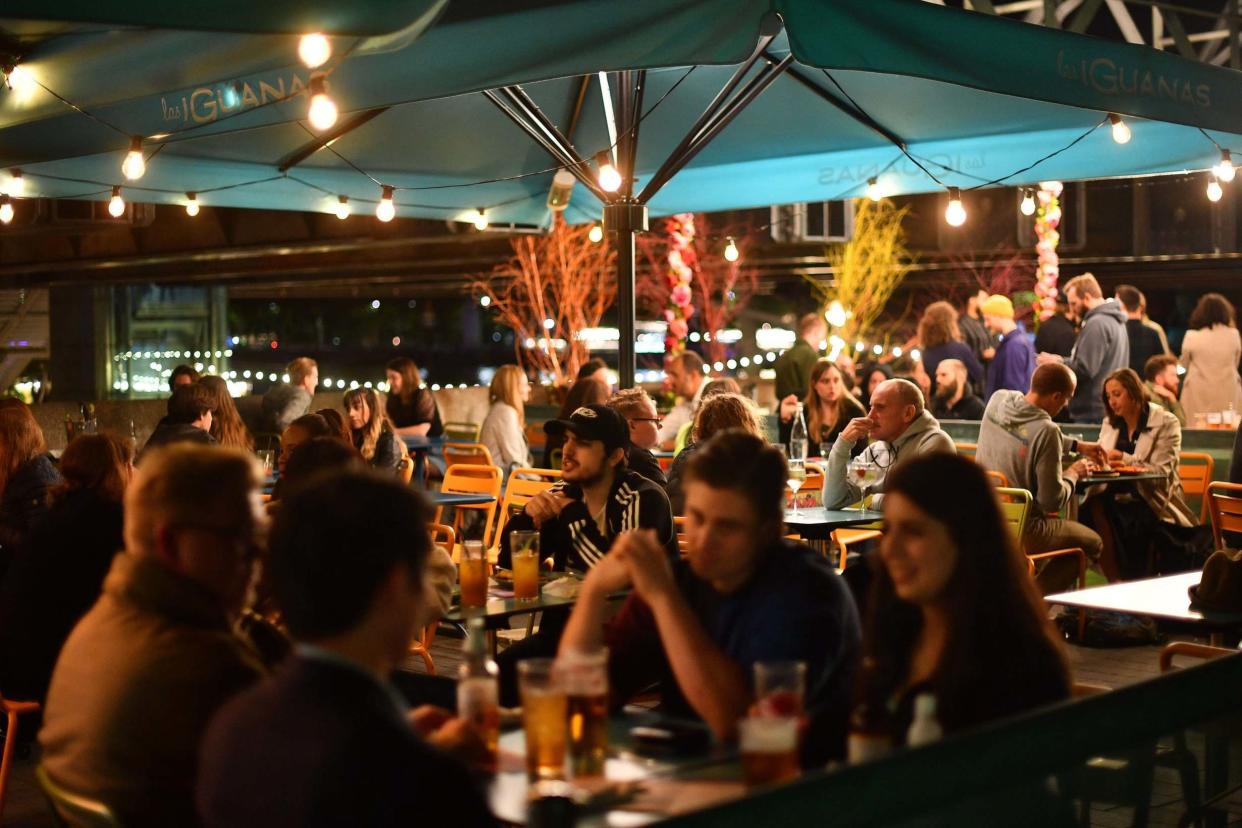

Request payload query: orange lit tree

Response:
[471,216,616,388]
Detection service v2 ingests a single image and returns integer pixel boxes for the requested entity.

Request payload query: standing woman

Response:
[343,387,405,472]
[199,376,254,452]
[480,365,532,482]
[1179,293,1242,424]
[917,301,985,397]
[384,357,444,438]
[0,433,131,702]
[0,404,60,567]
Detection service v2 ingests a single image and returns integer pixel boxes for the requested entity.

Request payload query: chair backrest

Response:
[428,522,456,554]
[441,464,502,549]
[1178,452,1216,524]
[524,422,547,451]
[443,441,494,470]
[492,469,561,551]
[397,455,415,484]
[442,420,481,442]
[985,470,1009,488]
[995,487,1033,541]
[1207,480,1242,550]
[37,766,123,828]
[1159,641,1235,673]
[956,442,977,459]
[673,515,690,557]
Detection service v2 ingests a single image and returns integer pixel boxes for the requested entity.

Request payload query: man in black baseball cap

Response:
[495,403,676,703]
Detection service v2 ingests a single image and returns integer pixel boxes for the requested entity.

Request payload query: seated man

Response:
[976,363,1104,593]
[496,404,675,702]
[824,378,955,510]
[39,445,266,828]
[141,383,217,457]
[560,432,861,764]
[198,471,492,828]
[608,387,667,486]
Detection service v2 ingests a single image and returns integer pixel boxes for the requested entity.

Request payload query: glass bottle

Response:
[457,617,499,772]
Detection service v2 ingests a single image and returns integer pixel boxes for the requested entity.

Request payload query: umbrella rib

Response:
[276,107,391,173]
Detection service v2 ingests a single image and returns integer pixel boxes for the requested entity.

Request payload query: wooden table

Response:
[1046,572,1242,644]
[782,507,884,541]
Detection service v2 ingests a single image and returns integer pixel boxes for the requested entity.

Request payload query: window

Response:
[769,201,854,243]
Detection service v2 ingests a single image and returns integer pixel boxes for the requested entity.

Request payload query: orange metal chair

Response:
[397,455,415,484]
[490,468,562,559]
[985,469,1009,488]
[1179,452,1216,524]
[1,694,40,819]
[674,516,690,557]
[443,442,494,471]
[408,522,459,675]
[956,441,978,459]
[1207,480,1242,550]
[436,464,501,552]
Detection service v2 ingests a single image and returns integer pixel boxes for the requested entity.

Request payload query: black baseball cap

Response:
[544,404,629,453]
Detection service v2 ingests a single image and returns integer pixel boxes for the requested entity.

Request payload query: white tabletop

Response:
[1046,572,1208,624]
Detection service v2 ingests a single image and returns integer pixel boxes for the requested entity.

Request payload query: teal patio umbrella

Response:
[2,0,1241,382]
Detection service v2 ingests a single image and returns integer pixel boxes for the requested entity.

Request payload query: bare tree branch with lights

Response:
[471,216,616,389]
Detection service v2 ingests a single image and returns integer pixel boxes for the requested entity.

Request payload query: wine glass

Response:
[848,458,879,500]
[787,460,806,516]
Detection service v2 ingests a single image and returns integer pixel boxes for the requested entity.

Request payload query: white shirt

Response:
[658,379,705,445]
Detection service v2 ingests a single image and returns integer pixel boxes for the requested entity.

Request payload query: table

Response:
[428,491,496,508]
[401,434,445,484]
[489,712,742,826]
[1046,572,1242,643]
[782,507,884,541]
[1075,470,1167,491]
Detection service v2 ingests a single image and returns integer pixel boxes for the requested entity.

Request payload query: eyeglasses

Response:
[629,417,662,426]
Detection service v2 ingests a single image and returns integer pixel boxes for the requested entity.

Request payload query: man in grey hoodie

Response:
[976,363,1105,593]
[1037,273,1129,423]
[824,378,954,510]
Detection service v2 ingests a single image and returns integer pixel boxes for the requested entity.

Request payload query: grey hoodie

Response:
[1067,299,1129,422]
[976,390,1073,516]
[824,410,954,509]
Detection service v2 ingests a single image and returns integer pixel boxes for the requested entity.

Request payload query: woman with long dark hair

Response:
[1179,293,1242,424]
[384,357,443,438]
[199,375,254,452]
[804,359,866,454]
[0,404,60,565]
[856,453,1069,742]
[343,387,405,472]
[0,433,131,701]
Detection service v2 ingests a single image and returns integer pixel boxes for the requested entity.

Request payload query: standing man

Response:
[261,357,319,435]
[776,313,827,405]
[981,294,1036,400]
[1115,285,1166,376]
[959,288,997,367]
[1037,273,1128,423]
[1034,292,1078,359]
[658,351,707,451]
[608,387,667,486]
[1145,354,1187,426]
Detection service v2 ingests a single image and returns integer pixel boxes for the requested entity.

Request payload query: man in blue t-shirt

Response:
[559,431,861,764]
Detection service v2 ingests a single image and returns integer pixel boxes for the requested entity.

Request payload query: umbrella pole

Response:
[604,200,648,389]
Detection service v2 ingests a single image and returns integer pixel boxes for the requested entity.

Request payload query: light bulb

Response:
[547,169,575,212]
[1215,149,1236,183]
[108,186,125,217]
[3,65,33,96]
[866,177,882,202]
[1207,176,1224,202]
[6,169,23,197]
[1020,188,1036,216]
[825,300,847,328]
[376,185,395,222]
[335,195,351,220]
[121,136,145,180]
[595,151,622,193]
[723,237,740,262]
[185,193,199,217]
[307,76,337,131]
[298,33,331,69]
[472,208,488,230]
[944,187,966,226]
[588,224,603,243]
[1109,113,1131,145]
[0,196,12,225]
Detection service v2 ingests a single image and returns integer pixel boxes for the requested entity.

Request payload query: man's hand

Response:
[779,394,799,423]
[524,490,573,527]
[421,716,492,766]
[840,416,875,443]
[982,347,996,361]
[1106,448,1125,463]
[1150,384,1176,402]
[1065,458,1091,479]
[618,529,677,606]
[409,704,454,737]
[1036,352,1063,366]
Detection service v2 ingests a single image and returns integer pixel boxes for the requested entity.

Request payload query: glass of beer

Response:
[518,659,568,782]
[510,530,541,601]
[459,541,489,609]
[739,717,801,788]
[754,661,807,718]
[560,649,609,778]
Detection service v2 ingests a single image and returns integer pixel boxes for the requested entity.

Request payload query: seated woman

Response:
[343,388,405,473]
[859,363,893,410]
[782,359,866,456]
[199,375,254,452]
[675,378,740,454]
[857,453,1070,743]
[0,433,131,702]
[480,364,532,482]
[1088,368,1198,578]
[665,392,765,514]
[314,408,352,444]
[384,357,443,438]
[0,404,61,571]
[541,377,609,469]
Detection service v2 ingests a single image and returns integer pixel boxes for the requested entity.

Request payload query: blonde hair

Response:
[489,365,527,426]
[804,359,860,440]
[692,392,764,443]
[286,357,318,386]
[200,375,254,451]
[343,387,395,461]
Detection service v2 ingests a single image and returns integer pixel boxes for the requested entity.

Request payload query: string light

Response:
[307,75,338,131]
[825,300,847,328]
[6,169,23,197]
[865,177,882,202]
[944,187,966,226]
[588,224,603,243]
[595,151,622,193]
[0,195,12,225]
[184,192,199,216]
[121,136,145,180]
[723,237,739,262]
[1108,113,1131,145]
[335,195,351,220]
[1207,175,1224,202]
[472,207,488,230]
[2,65,33,95]
[108,186,125,217]
[1020,188,1036,216]
[547,168,575,212]
[298,33,331,69]
[1214,149,1236,183]
[375,185,395,222]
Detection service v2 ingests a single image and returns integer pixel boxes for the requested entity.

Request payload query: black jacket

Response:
[498,468,676,570]
[141,419,215,459]
[0,454,61,564]
[626,444,667,486]
[198,656,494,828]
